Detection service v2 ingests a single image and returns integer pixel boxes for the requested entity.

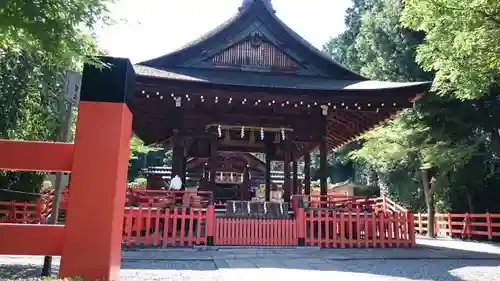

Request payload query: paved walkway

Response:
[2,237,500,281]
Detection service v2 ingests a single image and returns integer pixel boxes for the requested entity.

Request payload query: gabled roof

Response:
[134,0,430,92]
[137,0,364,80]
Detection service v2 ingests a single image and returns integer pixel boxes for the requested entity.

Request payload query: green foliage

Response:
[0,0,110,67]
[130,134,158,160]
[0,0,112,202]
[324,0,500,213]
[401,0,500,99]
[0,171,46,201]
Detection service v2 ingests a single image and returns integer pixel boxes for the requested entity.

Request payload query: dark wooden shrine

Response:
[143,152,304,202]
[130,0,429,203]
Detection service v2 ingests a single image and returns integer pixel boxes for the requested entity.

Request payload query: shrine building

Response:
[131,0,428,203]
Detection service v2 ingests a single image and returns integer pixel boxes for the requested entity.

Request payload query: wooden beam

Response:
[0,224,64,256]
[0,140,74,172]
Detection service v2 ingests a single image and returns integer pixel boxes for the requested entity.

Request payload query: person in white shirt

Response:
[169,175,182,190]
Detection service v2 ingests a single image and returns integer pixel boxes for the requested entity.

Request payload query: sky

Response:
[96,0,352,64]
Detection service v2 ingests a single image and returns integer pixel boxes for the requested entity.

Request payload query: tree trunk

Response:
[426,193,435,238]
[465,188,474,214]
[421,168,436,238]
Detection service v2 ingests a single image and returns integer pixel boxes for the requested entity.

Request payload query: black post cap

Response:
[80,56,136,106]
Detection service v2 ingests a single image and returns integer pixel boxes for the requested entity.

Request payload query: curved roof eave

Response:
[134,65,431,93]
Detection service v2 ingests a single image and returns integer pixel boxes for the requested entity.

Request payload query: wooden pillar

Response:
[304,152,311,195]
[59,57,134,281]
[320,136,328,197]
[265,154,271,201]
[209,137,217,186]
[171,131,182,178]
[292,160,298,195]
[242,166,250,201]
[283,139,291,203]
[180,155,186,185]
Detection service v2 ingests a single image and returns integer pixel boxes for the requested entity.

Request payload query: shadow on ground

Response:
[0,263,59,280]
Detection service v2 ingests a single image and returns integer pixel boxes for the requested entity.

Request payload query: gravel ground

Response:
[1,237,500,281]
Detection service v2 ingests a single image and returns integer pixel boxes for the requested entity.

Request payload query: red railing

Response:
[0,200,44,223]
[375,196,408,213]
[0,192,416,249]
[0,139,72,256]
[294,195,399,214]
[122,206,213,247]
[121,204,415,248]
[126,188,213,208]
[215,217,297,246]
[414,213,500,240]
[302,208,414,248]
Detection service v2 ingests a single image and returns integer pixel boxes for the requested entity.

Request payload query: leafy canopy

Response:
[401,0,500,99]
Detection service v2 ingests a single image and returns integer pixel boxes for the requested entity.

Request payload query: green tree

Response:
[0,0,110,201]
[401,0,500,99]
[324,0,500,237]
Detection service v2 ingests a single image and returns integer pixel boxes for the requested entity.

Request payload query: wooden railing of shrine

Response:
[123,206,214,247]
[120,205,415,248]
[0,191,416,248]
[0,194,399,224]
[414,213,500,241]
[0,139,70,256]
[0,201,44,224]
[126,188,213,208]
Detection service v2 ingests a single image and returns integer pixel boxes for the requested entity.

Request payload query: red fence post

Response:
[35,199,43,223]
[296,207,305,246]
[407,211,416,247]
[206,205,215,246]
[487,212,493,240]
[59,57,134,281]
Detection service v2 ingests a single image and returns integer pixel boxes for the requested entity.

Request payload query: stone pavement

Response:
[2,237,500,281]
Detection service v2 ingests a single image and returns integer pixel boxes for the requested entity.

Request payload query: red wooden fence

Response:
[0,201,44,224]
[122,206,213,247]
[302,209,414,248]
[0,194,417,248]
[214,217,297,246]
[415,213,500,240]
[120,205,415,248]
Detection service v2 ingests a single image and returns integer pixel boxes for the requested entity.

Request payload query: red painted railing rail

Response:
[414,213,500,240]
[0,200,44,223]
[120,205,415,248]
